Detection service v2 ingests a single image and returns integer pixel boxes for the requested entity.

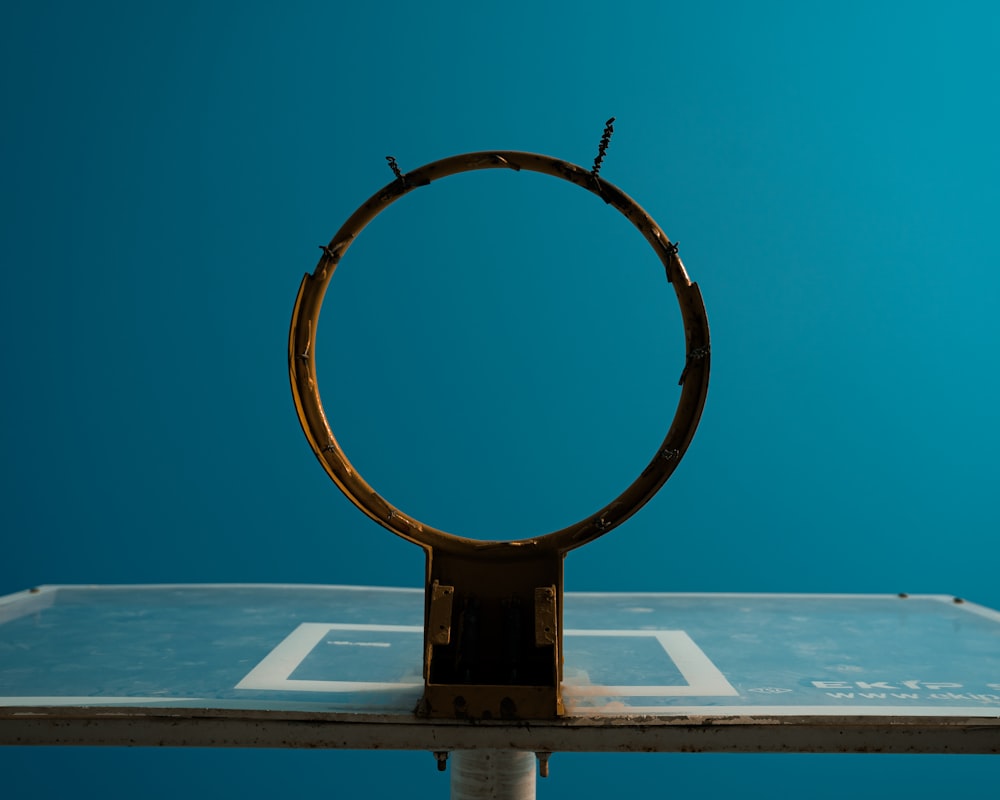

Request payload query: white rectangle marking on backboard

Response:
[563,629,738,697]
[235,623,423,693]
[236,623,736,699]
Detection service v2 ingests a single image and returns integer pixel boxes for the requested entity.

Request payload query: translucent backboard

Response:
[2,585,998,752]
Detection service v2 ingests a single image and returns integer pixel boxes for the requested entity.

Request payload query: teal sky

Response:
[2,1,998,796]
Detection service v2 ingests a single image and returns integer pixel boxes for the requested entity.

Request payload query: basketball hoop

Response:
[289,142,710,720]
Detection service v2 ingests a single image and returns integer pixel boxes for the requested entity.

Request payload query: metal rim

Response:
[289,151,710,554]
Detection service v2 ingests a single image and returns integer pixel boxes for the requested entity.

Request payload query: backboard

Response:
[2,585,998,753]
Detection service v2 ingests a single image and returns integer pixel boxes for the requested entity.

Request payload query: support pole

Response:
[450,750,536,800]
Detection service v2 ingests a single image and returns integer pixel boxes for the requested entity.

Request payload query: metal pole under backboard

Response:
[450,750,536,800]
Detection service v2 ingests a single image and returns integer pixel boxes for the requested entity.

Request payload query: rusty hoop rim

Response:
[289,151,710,555]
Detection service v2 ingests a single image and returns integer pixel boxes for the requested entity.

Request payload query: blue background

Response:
[2,0,997,796]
